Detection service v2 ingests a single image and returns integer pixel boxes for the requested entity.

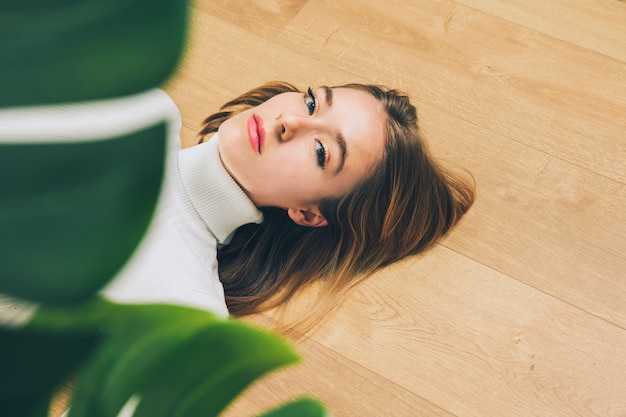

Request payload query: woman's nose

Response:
[278,113,309,142]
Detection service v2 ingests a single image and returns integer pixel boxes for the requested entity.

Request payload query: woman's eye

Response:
[315,140,327,169]
[304,87,316,115]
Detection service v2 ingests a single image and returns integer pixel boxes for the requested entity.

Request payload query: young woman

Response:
[0,82,474,330]
[196,82,475,324]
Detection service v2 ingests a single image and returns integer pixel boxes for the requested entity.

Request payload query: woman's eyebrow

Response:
[335,132,347,174]
[323,85,333,107]
[320,86,347,174]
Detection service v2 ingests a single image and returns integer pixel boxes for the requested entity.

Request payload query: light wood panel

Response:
[422,103,626,328]
[195,0,308,38]
[308,247,626,417]
[453,0,626,62]
[161,0,626,416]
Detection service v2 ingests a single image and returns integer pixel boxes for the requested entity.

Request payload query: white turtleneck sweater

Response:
[0,89,263,325]
[102,129,263,316]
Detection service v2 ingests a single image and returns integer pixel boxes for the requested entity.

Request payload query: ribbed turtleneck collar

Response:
[177,134,263,244]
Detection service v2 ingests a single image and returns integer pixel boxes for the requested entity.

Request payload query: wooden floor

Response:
[164,0,626,416]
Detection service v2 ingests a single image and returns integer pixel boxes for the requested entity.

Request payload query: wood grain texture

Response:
[162,0,626,416]
[453,0,626,62]
[422,104,626,328]
[308,248,626,416]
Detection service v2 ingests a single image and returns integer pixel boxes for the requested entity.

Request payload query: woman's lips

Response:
[247,114,265,154]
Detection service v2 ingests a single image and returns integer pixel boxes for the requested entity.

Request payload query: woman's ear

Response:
[287,207,328,227]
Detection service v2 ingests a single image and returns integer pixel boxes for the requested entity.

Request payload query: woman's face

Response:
[217,86,386,226]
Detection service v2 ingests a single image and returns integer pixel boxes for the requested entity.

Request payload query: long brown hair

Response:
[199,82,475,330]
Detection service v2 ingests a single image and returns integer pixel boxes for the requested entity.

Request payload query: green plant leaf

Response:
[0,0,189,107]
[0,123,166,304]
[255,397,330,417]
[0,326,100,417]
[30,301,302,417]
[132,320,302,417]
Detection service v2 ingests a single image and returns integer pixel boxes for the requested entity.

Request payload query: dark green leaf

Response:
[256,397,330,417]
[36,302,301,417]
[0,0,189,107]
[0,124,166,304]
[0,326,100,417]
[20,300,329,417]
[134,321,301,417]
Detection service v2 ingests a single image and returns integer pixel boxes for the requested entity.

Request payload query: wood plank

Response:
[307,247,626,417]
[420,102,626,328]
[195,0,309,39]
[452,0,626,62]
